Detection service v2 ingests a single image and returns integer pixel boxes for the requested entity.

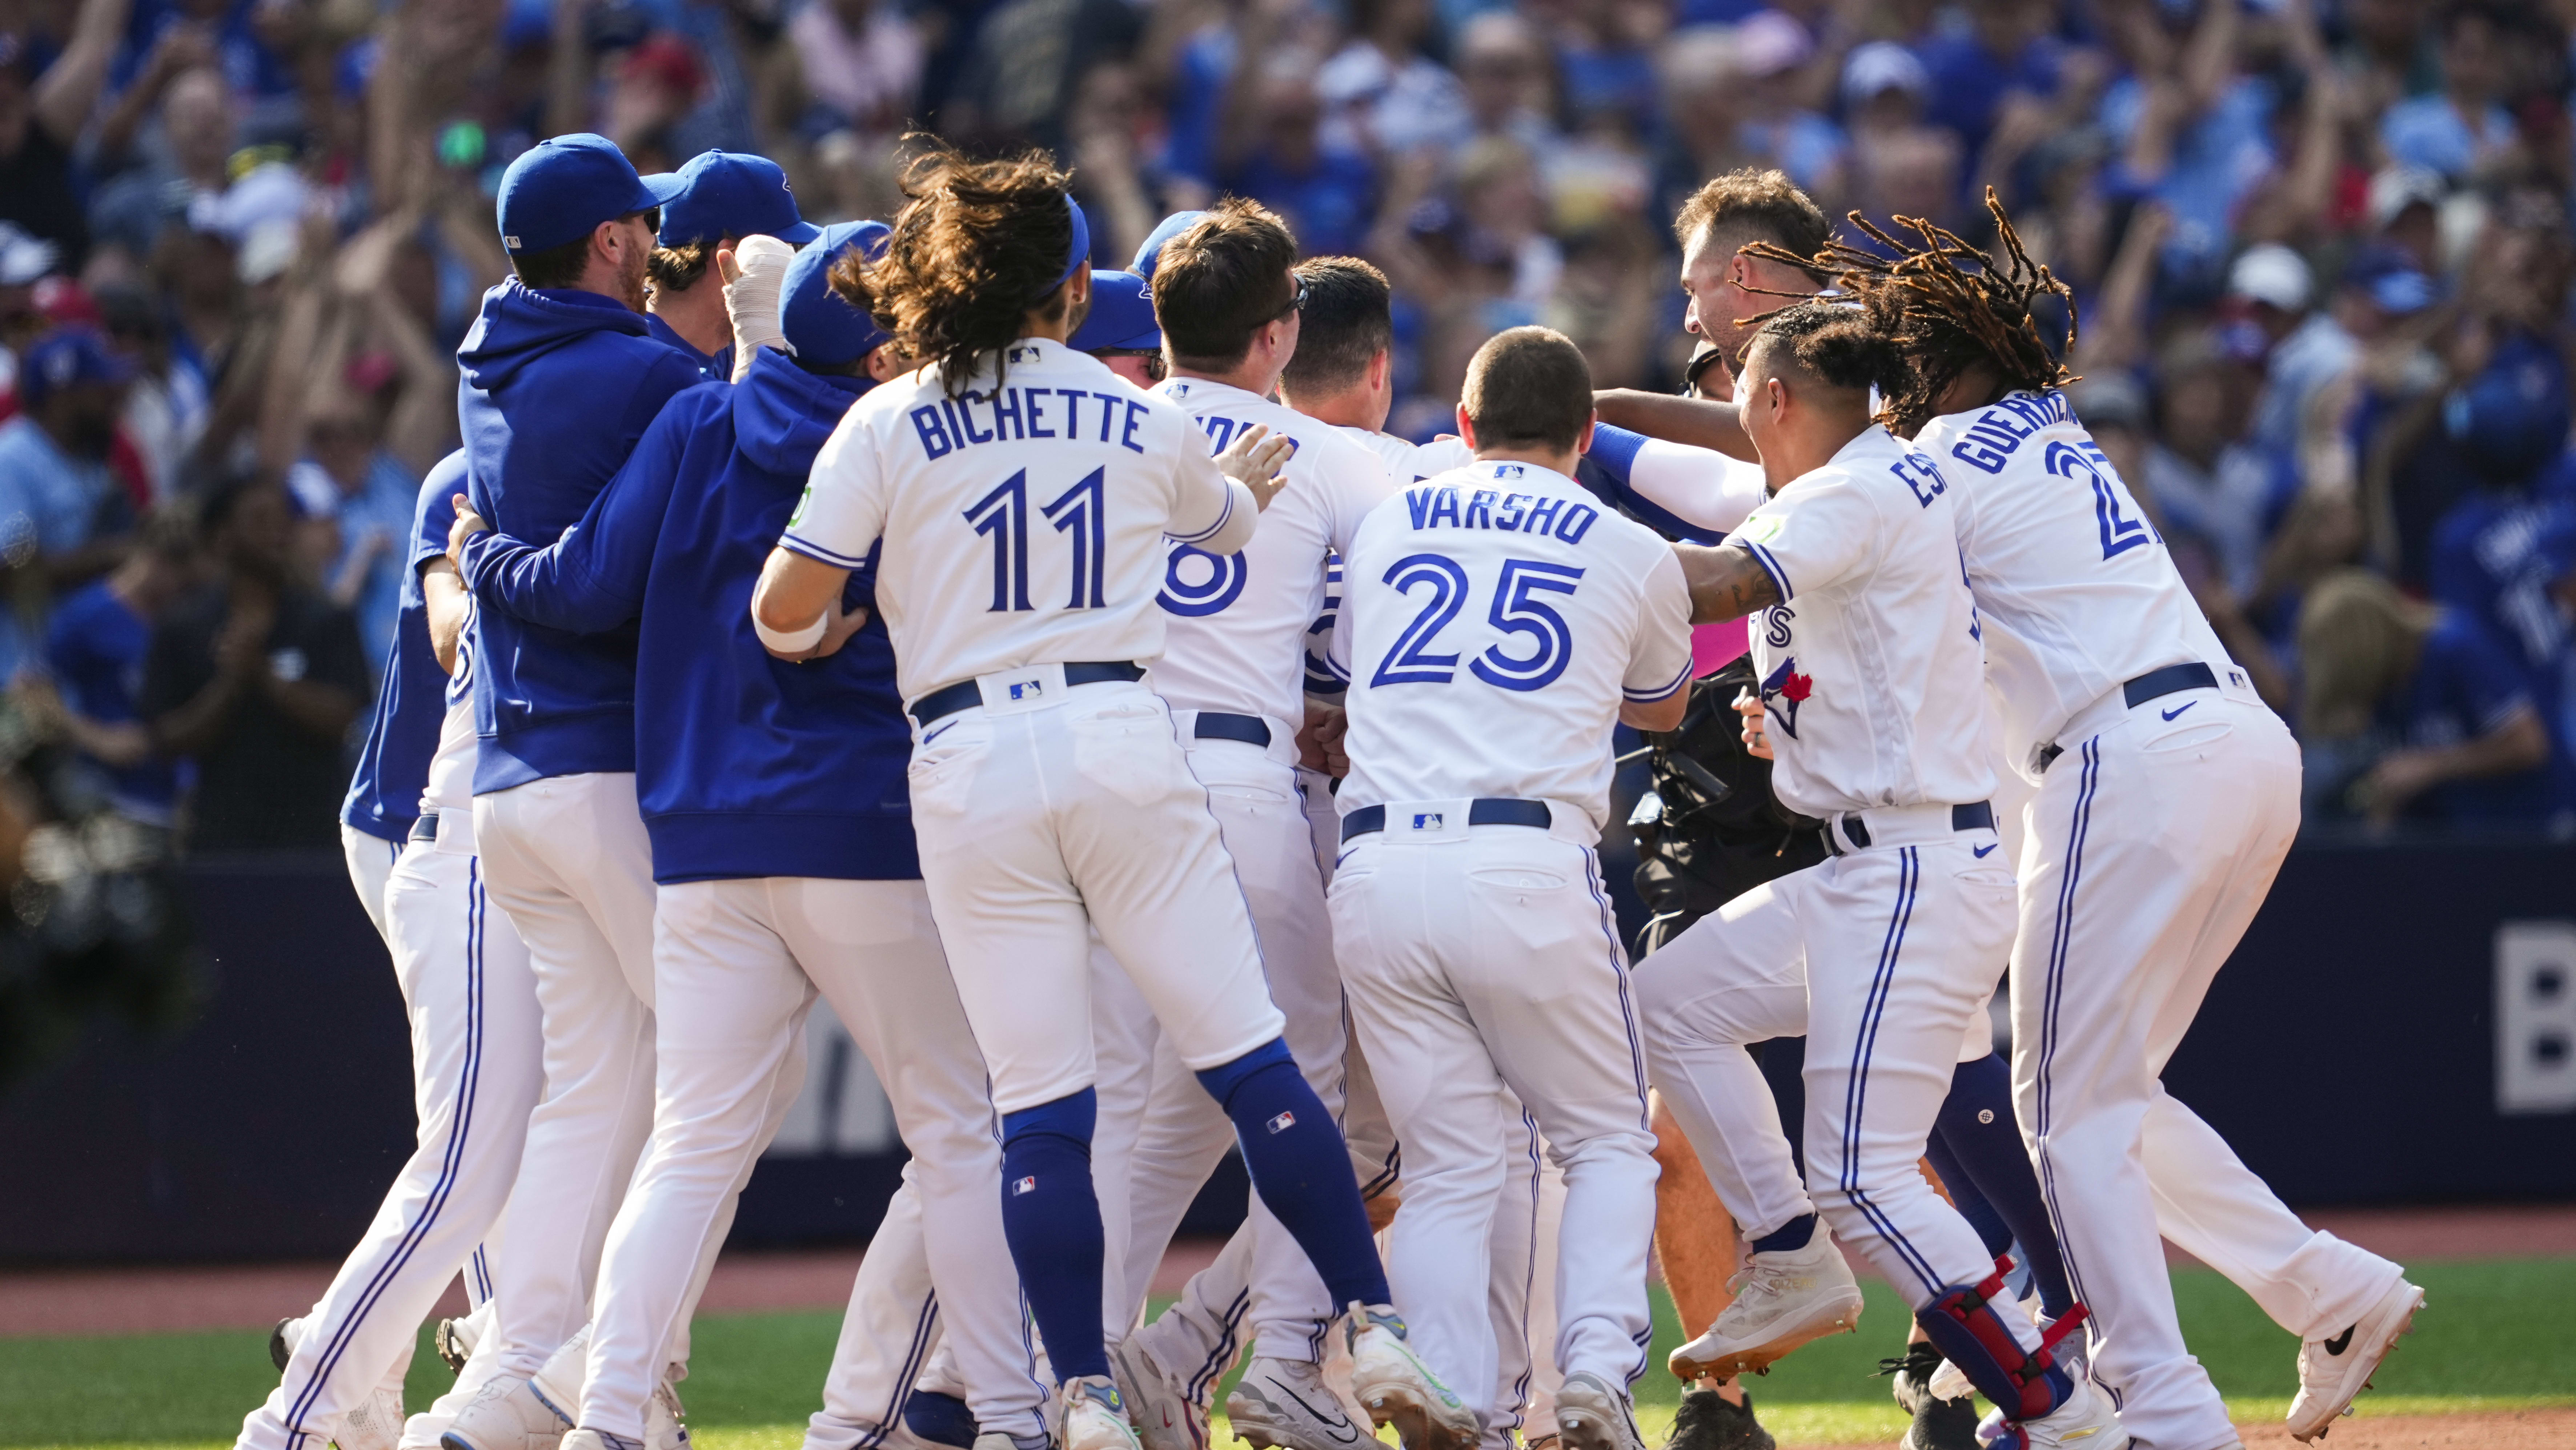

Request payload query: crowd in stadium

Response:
[0,0,2569,852]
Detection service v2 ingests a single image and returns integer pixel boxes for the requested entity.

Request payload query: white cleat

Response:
[1111,1335,1208,1450]
[1057,1375,1144,1450]
[647,1378,690,1450]
[440,1372,574,1450]
[1226,1357,1367,1450]
[340,1385,409,1450]
[1344,1303,1477,1450]
[1549,1373,1644,1450]
[1666,1231,1865,1380]
[2286,1278,2424,1442]
[1974,1375,2126,1450]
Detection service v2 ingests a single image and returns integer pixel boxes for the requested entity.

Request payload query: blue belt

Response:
[1825,800,1993,856]
[410,812,439,843]
[908,662,1145,727]
[1341,797,1552,843]
[2036,661,2219,772]
[1192,712,1271,748]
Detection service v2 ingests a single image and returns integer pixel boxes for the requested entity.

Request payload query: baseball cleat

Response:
[436,1304,492,1375]
[1974,1375,2126,1450]
[1056,1375,1144,1450]
[1225,1356,1367,1450]
[440,1371,574,1450]
[1881,1344,1976,1449]
[646,1378,689,1450]
[1666,1232,1864,1381]
[340,1384,409,1450]
[272,1317,299,1372]
[1661,1386,1773,1450]
[1344,1302,1477,1450]
[1902,1393,1981,1450]
[1552,1372,1646,1450]
[1883,1343,1942,1416]
[2286,1278,2424,1442]
[1111,1334,1208,1450]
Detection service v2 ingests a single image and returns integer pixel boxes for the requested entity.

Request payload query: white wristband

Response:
[753,609,828,655]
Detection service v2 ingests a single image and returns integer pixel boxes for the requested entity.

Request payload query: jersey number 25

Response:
[1370,553,1585,693]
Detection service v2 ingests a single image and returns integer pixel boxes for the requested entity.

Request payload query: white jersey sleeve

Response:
[1728,455,1893,603]
[787,399,891,570]
[1624,548,1695,702]
[1629,440,1769,535]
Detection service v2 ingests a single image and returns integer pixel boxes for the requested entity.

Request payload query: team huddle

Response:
[241,130,2425,1450]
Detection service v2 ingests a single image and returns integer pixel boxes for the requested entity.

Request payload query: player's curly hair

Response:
[1746,301,1906,399]
[1738,188,2076,436]
[832,142,1082,396]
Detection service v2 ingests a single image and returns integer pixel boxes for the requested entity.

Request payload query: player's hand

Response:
[1364,1181,1401,1233]
[2354,749,2442,826]
[780,601,873,663]
[447,494,489,567]
[1733,688,1773,760]
[1298,701,1350,777]
[1216,422,1293,511]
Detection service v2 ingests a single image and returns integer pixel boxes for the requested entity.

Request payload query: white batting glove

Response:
[725,234,795,380]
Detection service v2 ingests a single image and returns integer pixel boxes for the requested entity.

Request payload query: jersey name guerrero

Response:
[1913,391,2237,778]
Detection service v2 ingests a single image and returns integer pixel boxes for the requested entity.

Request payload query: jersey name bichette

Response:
[1732,425,1996,818]
[1913,390,2236,779]
[1333,459,1693,837]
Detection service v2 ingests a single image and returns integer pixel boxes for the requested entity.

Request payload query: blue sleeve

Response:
[460,400,694,634]
[1574,425,1729,545]
[2426,618,2535,735]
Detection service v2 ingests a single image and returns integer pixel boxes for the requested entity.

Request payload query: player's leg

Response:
[804,1174,947,1450]
[1092,940,1165,1344]
[343,823,404,946]
[1331,838,1513,1445]
[1931,1051,2074,1322]
[242,844,543,1450]
[782,876,1052,1446]
[1115,1035,1243,1333]
[469,776,660,1383]
[1484,1106,1544,1449]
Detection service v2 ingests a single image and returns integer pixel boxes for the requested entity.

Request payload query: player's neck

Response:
[1281,385,1385,431]
[1764,414,1872,488]
[647,280,731,358]
[1172,358,1284,400]
[1472,444,1579,477]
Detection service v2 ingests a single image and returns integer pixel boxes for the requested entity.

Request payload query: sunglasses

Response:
[1275,274,1309,321]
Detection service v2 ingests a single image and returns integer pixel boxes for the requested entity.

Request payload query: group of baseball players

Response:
[234,125,2424,1450]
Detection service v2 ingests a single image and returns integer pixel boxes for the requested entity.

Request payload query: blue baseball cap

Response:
[1069,270,1160,353]
[495,133,687,255]
[1132,210,1208,280]
[784,221,893,367]
[19,328,136,406]
[650,150,822,249]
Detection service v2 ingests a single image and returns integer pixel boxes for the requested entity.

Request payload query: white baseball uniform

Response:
[1633,428,2042,1346]
[1917,391,2402,1448]
[245,622,546,1450]
[1084,377,1398,1362]
[342,827,404,944]
[782,338,1283,1115]
[1325,457,1688,1427]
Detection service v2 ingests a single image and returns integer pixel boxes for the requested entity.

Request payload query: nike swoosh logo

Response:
[1271,1383,1362,1443]
[2324,1325,2355,1356]
[1974,844,1998,857]
[2160,701,2197,721]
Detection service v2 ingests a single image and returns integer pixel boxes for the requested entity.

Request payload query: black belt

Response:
[1341,797,1552,843]
[1825,800,1993,855]
[1192,712,1271,748]
[2036,662,2220,771]
[410,812,439,843]
[908,662,1144,727]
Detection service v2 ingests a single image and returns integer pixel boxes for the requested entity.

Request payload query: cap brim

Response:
[779,220,823,246]
[637,171,693,210]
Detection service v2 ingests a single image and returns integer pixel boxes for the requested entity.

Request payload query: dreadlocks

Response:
[1738,187,2077,437]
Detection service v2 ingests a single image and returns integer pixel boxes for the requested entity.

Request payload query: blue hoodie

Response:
[459,348,913,883]
[342,450,472,841]
[455,278,705,792]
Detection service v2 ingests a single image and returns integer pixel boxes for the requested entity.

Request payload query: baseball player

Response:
[449,221,1054,1450]
[748,151,1451,1450]
[1633,303,2124,1450]
[1797,199,2419,1450]
[1070,269,1167,388]
[241,452,545,1450]
[641,150,820,378]
[441,133,704,1444]
[1327,325,1691,1450]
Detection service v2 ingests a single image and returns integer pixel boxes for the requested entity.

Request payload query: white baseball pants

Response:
[241,833,543,1450]
[343,824,404,945]
[1637,819,2034,1332]
[473,772,662,1381]
[1329,823,1658,1429]
[2013,693,2399,1450]
[905,680,1286,1115]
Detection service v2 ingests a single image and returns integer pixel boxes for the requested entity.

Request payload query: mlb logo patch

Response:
[1496,463,1524,477]
[1410,812,1443,831]
[1010,679,1044,702]
[1011,1175,1037,1195]
[1265,1111,1296,1134]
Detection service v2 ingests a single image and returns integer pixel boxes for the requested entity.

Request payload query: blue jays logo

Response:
[1759,656,1813,739]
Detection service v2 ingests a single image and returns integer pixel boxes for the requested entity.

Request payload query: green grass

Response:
[11,1260,2574,1450]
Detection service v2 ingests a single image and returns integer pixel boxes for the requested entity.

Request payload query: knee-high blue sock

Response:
[1925,1129,2013,1258]
[1934,1053,2074,1319]
[1196,1038,1391,1310]
[998,1088,1110,1383]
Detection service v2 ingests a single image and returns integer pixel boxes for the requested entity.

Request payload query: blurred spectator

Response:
[2298,568,2563,834]
[89,56,236,260]
[1917,0,2063,164]
[0,328,140,678]
[1316,0,1466,159]
[789,0,924,140]
[23,509,196,830]
[1,0,125,268]
[2377,1,2514,183]
[141,477,364,852]
[283,388,417,672]
[1221,56,1377,257]
[2143,330,2289,599]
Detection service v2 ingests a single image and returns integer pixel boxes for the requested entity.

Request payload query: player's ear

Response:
[1454,406,1479,452]
[1368,348,1391,393]
[1573,411,1597,457]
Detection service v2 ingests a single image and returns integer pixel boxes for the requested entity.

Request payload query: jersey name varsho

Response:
[1402,479,1601,544]
[907,386,1158,460]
